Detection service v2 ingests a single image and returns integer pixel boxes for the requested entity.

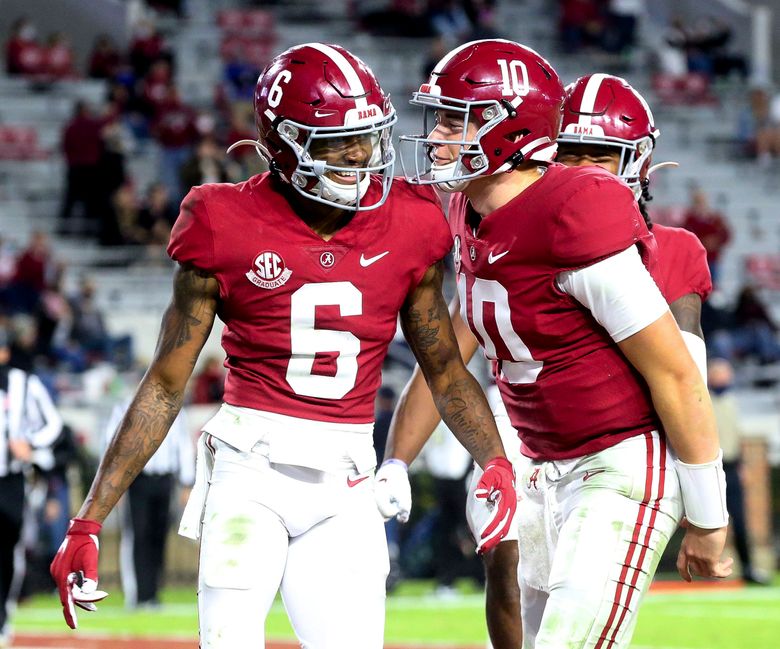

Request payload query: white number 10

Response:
[497,59,530,97]
[459,276,543,384]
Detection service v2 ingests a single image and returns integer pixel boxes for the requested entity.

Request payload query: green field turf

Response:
[13,578,780,648]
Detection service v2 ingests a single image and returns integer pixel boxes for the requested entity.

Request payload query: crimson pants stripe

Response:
[594,432,662,649]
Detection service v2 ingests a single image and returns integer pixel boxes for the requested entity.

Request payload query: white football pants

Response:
[517,430,682,649]
[197,437,389,649]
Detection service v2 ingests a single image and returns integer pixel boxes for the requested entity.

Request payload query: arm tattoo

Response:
[83,380,185,521]
[157,265,218,363]
[670,293,703,338]
[80,264,218,521]
[401,262,502,466]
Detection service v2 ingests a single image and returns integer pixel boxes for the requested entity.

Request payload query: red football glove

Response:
[474,457,517,555]
[50,518,109,629]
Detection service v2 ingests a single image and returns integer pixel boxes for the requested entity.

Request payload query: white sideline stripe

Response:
[577,73,608,129]
[304,43,367,110]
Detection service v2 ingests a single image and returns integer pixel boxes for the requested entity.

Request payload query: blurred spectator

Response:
[129,19,171,79]
[106,396,194,608]
[140,59,173,120]
[373,385,397,465]
[354,0,433,38]
[730,286,780,364]
[37,424,80,567]
[95,119,130,246]
[558,0,604,54]
[708,358,770,585]
[222,50,260,105]
[665,16,748,81]
[422,422,480,596]
[736,86,780,165]
[681,188,731,284]
[88,34,122,80]
[192,355,226,405]
[59,101,107,235]
[0,326,63,646]
[151,86,199,203]
[137,182,178,245]
[224,105,266,178]
[8,314,39,373]
[35,268,72,363]
[603,0,643,56]
[428,0,472,46]
[422,36,450,80]
[42,31,75,80]
[6,232,53,315]
[180,135,234,193]
[68,278,134,370]
[113,183,144,246]
[5,17,43,76]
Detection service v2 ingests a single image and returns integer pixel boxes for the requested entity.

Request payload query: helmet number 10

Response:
[497,59,530,98]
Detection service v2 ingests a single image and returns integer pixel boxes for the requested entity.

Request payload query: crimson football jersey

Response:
[650,223,712,304]
[168,173,452,423]
[450,164,660,460]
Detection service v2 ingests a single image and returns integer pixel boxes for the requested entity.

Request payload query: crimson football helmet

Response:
[400,39,565,192]
[559,74,660,197]
[229,43,396,211]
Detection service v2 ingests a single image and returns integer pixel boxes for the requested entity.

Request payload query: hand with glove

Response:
[473,457,517,554]
[50,518,109,629]
[374,459,412,523]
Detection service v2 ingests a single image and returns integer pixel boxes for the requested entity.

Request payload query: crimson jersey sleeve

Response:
[653,225,712,304]
[167,187,216,273]
[551,174,646,269]
[401,181,453,289]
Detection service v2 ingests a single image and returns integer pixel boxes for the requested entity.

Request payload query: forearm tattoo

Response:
[402,263,501,465]
[81,265,217,521]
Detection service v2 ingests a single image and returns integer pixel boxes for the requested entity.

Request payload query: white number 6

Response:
[268,70,292,108]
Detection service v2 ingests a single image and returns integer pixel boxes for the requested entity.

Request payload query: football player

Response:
[381,39,731,649]
[49,43,517,649]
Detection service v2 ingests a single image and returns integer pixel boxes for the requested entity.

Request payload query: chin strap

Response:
[226,139,270,161]
[647,160,680,177]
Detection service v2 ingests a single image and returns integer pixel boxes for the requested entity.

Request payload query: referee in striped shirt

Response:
[0,328,62,645]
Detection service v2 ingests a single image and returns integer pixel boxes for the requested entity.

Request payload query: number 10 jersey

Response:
[449,164,661,461]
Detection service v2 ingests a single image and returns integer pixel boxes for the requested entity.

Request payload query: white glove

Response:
[374,459,412,523]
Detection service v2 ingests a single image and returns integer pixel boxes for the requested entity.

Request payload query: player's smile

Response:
[310,134,374,185]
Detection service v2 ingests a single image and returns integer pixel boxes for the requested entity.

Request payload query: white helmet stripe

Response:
[577,73,609,129]
[304,42,368,110]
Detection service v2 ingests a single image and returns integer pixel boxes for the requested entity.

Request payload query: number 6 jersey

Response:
[449,164,662,461]
[168,172,452,423]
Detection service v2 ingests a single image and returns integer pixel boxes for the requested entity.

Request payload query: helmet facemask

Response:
[557,130,655,199]
[231,110,397,211]
[399,92,507,193]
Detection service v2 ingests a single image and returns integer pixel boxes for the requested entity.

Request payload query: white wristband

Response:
[674,449,729,529]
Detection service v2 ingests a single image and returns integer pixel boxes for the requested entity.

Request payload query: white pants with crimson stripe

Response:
[517,430,682,649]
[197,437,388,649]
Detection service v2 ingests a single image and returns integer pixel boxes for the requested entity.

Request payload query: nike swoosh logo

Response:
[314,110,336,117]
[347,475,370,488]
[582,469,606,482]
[487,250,509,264]
[360,251,390,267]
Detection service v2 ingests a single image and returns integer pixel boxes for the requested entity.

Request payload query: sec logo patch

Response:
[246,250,293,289]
